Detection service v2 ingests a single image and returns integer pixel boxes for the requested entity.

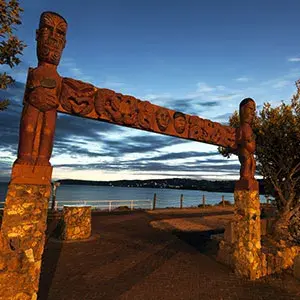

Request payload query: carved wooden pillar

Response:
[0,11,67,299]
[232,98,262,280]
[217,98,263,279]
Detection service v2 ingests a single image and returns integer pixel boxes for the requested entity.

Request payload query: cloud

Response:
[198,101,219,107]
[98,75,126,89]
[142,151,219,162]
[187,82,241,104]
[235,77,250,82]
[213,93,241,100]
[143,93,172,102]
[272,80,290,89]
[260,70,300,87]
[52,157,239,174]
[214,112,234,123]
[0,81,26,104]
[59,57,93,82]
[140,94,201,115]
[288,57,300,62]
[196,82,214,93]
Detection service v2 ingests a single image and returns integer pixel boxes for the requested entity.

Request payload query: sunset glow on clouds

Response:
[1,0,300,182]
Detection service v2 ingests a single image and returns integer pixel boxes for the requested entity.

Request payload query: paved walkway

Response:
[38,210,300,300]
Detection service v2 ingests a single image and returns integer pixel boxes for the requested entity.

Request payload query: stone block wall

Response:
[223,218,275,245]
[0,183,50,300]
[218,207,300,279]
[232,190,262,279]
[260,245,300,276]
[218,240,300,277]
[61,206,91,240]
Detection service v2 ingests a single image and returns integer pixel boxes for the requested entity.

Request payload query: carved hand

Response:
[28,87,59,112]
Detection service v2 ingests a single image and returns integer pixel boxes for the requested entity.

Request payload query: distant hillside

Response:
[57,178,267,195]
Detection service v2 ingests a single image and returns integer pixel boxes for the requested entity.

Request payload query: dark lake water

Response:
[0,182,268,210]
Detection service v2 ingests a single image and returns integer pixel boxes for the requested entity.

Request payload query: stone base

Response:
[232,189,262,280]
[217,189,300,280]
[217,239,300,279]
[0,183,51,300]
[10,163,53,185]
[61,206,91,240]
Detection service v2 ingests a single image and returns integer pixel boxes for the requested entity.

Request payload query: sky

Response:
[1,0,300,182]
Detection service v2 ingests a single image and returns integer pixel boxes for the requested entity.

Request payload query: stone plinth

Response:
[61,206,91,240]
[0,183,51,300]
[233,190,262,279]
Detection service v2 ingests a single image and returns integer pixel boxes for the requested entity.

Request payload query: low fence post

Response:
[130,200,134,211]
[202,195,206,207]
[222,195,225,207]
[180,194,183,209]
[153,193,157,210]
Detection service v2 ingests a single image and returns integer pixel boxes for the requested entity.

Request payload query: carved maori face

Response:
[240,98,256,125]
[173,112,186,134]
[156,108,170,131]
[138,101,154,130]
[36,12,67,65]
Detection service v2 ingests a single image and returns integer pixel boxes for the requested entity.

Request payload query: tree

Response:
[0,0,26,111]
[219,82,300,243]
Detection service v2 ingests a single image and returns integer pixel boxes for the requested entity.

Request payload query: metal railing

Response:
[50,199,152,211]
[0,199,152,211]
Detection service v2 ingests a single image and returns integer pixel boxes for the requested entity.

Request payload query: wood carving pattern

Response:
[14,11,67,167]
[189,116,209,141]
[60,78,96,116]
[155,107,171,132]
[188,115,235,147]
[61,84,237,148]
[119,94,138,125]
[173,112,187,134]
[235,98,258,190]
[94,88,117,119]
[137,101,154,130]
[94,88,138,125]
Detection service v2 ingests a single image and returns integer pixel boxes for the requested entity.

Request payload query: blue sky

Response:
[1,0,300,182]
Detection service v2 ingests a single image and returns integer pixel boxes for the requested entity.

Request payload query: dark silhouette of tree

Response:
[0,0,26,111]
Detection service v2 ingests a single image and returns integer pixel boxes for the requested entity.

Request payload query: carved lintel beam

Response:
[57,77,237,150]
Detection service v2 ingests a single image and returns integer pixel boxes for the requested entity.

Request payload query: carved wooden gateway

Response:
[0,11,261,299]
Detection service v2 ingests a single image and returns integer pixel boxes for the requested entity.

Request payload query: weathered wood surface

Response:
[56,76,237,149]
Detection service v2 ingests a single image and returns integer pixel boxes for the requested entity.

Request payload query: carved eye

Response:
[44,25,53,31]
[57,29,65,36]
